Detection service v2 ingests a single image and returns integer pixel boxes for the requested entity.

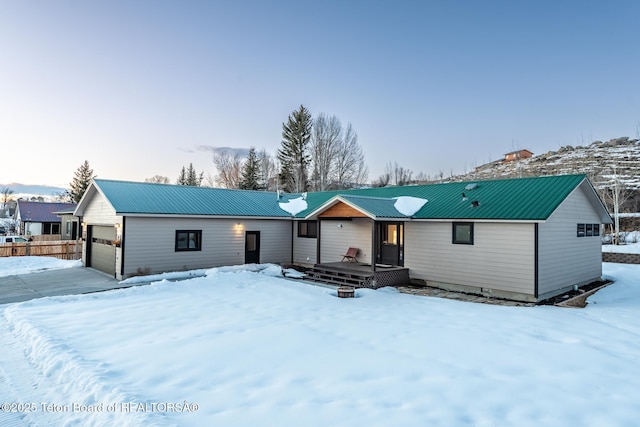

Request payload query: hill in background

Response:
[448,136,640,213]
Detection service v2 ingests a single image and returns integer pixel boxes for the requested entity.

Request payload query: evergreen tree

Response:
[68,160,95,203]
[177,163,204,186]
[277,105,312,193]
[177,167,187,185]
[239,147,261,190]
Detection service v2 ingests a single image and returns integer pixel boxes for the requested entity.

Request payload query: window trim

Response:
[297,220,318,238]
[175,230,202,252]
[452,222,474,245]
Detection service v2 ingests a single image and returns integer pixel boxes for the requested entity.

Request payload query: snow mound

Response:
[394,196,427,216]
[206,263,284,278]
[278,196,308,216]
[119,269,208,285]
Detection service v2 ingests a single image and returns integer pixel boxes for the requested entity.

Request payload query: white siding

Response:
[26,223,42,236]
[538,186,603,298]
[319,218,372,264]
[82,192,118,225]
[405,221,536,295]
[123,217,291,277]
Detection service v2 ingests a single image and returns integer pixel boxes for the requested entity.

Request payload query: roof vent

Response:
[471,200,480,208]
[465,183,478,191]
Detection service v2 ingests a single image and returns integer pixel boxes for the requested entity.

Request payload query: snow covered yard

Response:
[0,259,639,426]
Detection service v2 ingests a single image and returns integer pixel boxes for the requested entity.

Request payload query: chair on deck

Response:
[341,247,359,263]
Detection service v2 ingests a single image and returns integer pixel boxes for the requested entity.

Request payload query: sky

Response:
[1,1,640,189]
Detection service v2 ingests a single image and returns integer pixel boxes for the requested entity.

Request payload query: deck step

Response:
[305,267,373,288]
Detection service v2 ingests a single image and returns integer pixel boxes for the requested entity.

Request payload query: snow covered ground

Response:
[602,243,640,253]
[0,257,639,426]
[0,256,82,278]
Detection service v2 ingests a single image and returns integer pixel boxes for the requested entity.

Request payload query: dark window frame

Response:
[175,230,202,252]
[586,224,593,236]
[42,222,61,235]
[452,222,474,245]
[593,224,600,236]
[297,220,318,238]
[577,224,585,237]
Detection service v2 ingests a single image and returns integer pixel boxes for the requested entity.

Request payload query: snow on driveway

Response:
[0,260,638,426]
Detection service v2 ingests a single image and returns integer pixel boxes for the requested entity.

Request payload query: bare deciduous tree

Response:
[212,151,243,189]
[333,123,368,189]
[311,114,342,191]
[310,115,368,190]
[145,175,170,184]
[1,187,14,209]
[600,166,634,244]
[258,149,277,191]
[373,162,413,187]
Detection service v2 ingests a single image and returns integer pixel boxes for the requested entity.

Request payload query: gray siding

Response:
[319,218,372,264]
[538,186,603,298]
[405,221,536,295]
[123,217,291,277]
[293,235,317,265]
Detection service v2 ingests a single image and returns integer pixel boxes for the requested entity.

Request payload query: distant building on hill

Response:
[503,149,533,162]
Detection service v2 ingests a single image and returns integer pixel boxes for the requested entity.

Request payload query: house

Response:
[74,175,611,303]
[503,149,533,162]
[54,207,81,240]
[14,201,77,237]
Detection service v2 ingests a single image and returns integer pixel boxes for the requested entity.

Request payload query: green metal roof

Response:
[86,174,605,222]
[337,195,409,219]
[92,179,292,217]
[299,174,593,220]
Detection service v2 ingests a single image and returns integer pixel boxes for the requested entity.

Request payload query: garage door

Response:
[89,225,116,276]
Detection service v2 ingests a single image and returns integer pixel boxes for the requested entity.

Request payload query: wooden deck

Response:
[305,262,410,289]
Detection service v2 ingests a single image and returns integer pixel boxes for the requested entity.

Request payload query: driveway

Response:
[0,268,123,305]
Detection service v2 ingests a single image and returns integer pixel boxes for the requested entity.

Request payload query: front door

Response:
[245,231,260,264]
[376,222,404,266]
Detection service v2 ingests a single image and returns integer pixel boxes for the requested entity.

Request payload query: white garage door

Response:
[89,225,116,276]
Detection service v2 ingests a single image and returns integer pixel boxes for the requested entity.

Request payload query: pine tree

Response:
[68,160,95,203]
[177,167,187,185]
[239,147,261,190]
[277,105,312,193]
[177,164,204,186]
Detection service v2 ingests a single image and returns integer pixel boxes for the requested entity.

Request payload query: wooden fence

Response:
[0,240,83,260]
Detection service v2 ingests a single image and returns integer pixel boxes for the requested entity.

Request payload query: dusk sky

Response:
[2,1,639,189]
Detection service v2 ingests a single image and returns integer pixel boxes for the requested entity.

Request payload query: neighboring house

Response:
[14,201,77,237]
[75,175,611,303]
[54,207,81,240]
[503,149,533,162]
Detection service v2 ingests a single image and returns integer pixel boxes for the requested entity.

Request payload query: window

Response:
[175,230,202,251]
[42,222,61,235]
[297,221,317,238]
[586,224,593,236]
[577,223,600,238]
[453,222,474,245]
